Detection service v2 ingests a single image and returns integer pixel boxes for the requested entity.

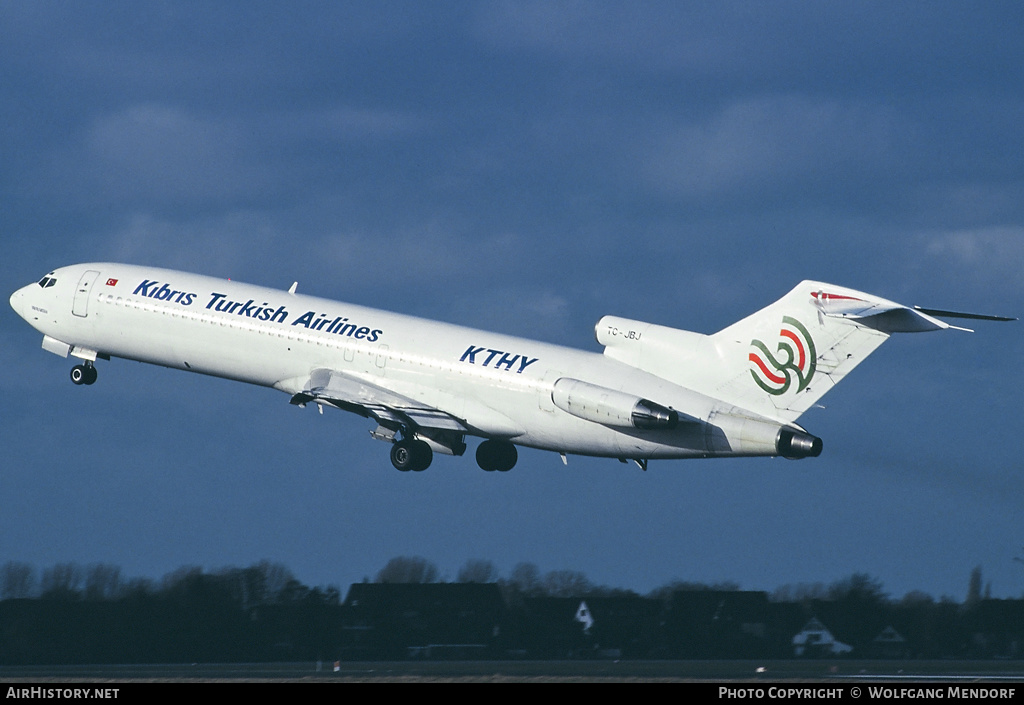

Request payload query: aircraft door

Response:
[374,344,389,376]
[72,270,101,318]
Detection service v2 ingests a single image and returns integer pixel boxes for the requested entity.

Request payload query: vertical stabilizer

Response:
[707,282,897,423]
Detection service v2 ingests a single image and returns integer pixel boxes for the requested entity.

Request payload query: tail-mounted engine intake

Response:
[552,378,679,430]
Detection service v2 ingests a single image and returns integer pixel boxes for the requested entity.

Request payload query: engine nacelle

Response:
[777,428,823,459]
[552,378,679,430]
[706,410,823,459]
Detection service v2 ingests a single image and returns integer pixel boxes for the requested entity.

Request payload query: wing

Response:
[285,367,470,434]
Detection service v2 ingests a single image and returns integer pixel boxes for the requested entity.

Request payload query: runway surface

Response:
[2,660,1024,683]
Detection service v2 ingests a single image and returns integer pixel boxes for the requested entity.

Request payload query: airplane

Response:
[9,263,1014,472]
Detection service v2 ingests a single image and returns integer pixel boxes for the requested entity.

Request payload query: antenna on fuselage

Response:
[288,282,298,295]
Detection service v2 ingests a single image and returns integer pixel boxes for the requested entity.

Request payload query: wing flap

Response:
[285,368,471,434]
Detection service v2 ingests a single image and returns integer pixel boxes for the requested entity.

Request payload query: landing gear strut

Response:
[70,363,97,386]
[476,439,517,472]
[390,438,432,472]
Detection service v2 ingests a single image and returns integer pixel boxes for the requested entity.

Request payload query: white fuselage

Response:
[11,263,743,462]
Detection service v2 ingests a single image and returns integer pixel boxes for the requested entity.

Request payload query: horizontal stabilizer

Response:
[913,306,1016,322]
[812,289,1014,333]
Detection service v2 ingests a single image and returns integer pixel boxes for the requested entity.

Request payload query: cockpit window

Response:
[37,273,57,288]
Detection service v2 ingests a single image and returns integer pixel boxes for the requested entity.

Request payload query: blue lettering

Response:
[517,356,539,374]
[269,305,288,324]
[238,299,257,317]
[134,280,197,305]
[460,344,539,373]
[292,310,316,328]
[495,353,519,371]
[482,349,502,367]
[460,346,485,363]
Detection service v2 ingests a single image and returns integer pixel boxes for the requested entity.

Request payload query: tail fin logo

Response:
[749,316,817,396]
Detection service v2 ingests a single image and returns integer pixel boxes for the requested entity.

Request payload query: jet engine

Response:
[705,410,823,459]
[776,428,823,459]
[551,378,679,430]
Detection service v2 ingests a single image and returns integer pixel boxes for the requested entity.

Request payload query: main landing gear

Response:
[476,439,517,472]
[388,437,519,473]
[390,438,433,472]
[70,362,97,386]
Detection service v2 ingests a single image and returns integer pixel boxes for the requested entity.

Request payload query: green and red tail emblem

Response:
[749,316,816,396]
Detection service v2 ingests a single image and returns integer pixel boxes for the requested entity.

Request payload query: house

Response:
[870,625,909,658]
[792,617,852,657]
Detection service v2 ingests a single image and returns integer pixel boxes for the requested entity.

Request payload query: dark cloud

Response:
[2,3,1021,599]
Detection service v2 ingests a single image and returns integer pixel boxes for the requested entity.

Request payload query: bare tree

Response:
[542,569,591,597]
[375,556,439,584]
[966,565,983,607]
[650,580,741,601]
[827,573,888,603]
[161,565,203,592]
[84,563,122,601]
[457,559,498,583]
[41,563,83,600]
[212,561,296,608]
[0,561,36,599]
[770,582,829,603]
[120,577,155,600]
[259,561,297,603]
[899,590,935,607]
[278,577,310,603]
[508,562,542,596]
[160,565,206,603]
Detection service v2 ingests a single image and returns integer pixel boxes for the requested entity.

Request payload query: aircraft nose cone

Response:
[10,289,24,317]
[10,286,30,320]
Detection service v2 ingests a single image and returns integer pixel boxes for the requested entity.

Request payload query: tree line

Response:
[2,556,1001,605]
[0,558,1019,662]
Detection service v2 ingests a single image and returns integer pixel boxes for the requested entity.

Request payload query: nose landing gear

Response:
[70,363,97,386]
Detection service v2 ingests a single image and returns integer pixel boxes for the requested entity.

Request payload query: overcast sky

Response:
[2,1,1022,600]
